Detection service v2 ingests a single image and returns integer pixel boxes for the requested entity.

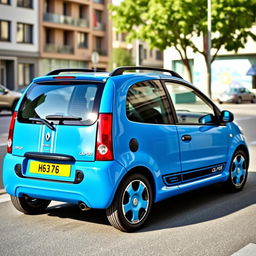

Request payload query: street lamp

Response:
[207,0,212,98]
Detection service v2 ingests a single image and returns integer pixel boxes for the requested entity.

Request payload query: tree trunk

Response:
[182,58,193,83]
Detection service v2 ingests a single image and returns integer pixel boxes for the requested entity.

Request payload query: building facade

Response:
[39,0,111,75]
[0,0,39,90]
[0,0,111,90]
[164,25,256,98]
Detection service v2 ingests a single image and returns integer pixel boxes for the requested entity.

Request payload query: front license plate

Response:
[29,161,71,177]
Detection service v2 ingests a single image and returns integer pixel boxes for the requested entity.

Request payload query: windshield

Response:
[18,83,103,126]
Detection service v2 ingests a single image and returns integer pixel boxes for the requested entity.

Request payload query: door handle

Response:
[181,135,192,141]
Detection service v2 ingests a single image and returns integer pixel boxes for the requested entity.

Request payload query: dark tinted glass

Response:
[126,80,173,124]
[18,83,103,126]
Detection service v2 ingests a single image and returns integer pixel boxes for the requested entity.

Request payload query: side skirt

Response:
[162,163,226,186]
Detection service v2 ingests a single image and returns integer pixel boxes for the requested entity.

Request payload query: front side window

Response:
[126,80,173,124]
[17,23,33,43]
[18,83,103,126]
[165,82,215,125]
[0,20,11,41]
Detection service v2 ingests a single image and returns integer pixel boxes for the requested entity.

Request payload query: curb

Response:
[0,189,6,195]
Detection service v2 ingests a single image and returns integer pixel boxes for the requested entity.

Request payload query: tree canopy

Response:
[110,0,256,88]
[110,48,134,69]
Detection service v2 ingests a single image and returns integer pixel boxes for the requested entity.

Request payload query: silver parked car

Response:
[0,85,22,112]
[218,87,256,104]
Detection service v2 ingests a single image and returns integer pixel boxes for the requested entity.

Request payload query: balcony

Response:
[94,49,107,56]
[45,44,74,54]
[93,22,105,31]
[44,13,89,28]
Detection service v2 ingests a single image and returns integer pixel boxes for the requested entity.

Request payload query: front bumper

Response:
[3,153,126,209]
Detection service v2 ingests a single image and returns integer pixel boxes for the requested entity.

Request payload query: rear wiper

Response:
[46,115,82,124]
[29,117,55,131]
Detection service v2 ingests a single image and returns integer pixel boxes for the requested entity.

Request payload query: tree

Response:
[110,48,134,69]
[110,0,256,97]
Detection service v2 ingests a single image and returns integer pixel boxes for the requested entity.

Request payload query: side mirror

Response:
[221,110,234,123]
[199,114,215,124]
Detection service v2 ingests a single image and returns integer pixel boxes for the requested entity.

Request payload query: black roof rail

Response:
[46,68,95,76]
[109,66,183,79]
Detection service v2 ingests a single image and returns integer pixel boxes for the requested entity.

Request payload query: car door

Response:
[164,81,229,179]
[116,79,182,188]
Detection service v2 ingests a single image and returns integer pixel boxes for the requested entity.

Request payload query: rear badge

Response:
[45,132,51,141]
[79,152,93,156]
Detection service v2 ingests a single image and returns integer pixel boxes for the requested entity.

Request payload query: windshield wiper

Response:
[45,115,82,124]
[29,117,55,131]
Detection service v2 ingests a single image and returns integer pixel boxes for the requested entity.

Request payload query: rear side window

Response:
[18,83,103,126]
[126,80,173,124]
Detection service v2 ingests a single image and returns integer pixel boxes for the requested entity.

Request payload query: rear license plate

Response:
[29,161,71,177]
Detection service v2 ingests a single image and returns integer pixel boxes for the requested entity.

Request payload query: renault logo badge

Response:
[45,132,51,141]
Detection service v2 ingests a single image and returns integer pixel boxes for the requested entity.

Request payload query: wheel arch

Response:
[115,166,156,203]
[234,144,250,166]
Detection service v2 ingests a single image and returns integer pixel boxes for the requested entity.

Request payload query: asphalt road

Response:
[0,104,256,256]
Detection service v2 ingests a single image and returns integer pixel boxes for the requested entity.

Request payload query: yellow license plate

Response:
[29,161,71,177]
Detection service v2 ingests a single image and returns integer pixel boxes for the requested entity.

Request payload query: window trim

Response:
[162,79,223,126]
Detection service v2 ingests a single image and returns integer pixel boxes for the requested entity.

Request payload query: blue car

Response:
[3,67,249,232]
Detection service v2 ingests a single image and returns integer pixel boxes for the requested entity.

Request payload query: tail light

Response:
[7,111,17,154]
[96,114,113,161]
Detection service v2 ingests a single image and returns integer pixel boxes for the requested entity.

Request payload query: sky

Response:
[112,0,123,5]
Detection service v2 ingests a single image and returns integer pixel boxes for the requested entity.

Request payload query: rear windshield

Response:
[18,83,103,126]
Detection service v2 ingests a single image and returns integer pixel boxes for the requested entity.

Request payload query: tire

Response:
[11,195,51,214]
[106,173,153,232]
[217,99,223,104]
[251,96,256,103]
[224,150,248,192]
[236,97,242,104]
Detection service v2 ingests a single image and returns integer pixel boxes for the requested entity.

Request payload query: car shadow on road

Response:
[46,204,109,226]
[44,172,256,232]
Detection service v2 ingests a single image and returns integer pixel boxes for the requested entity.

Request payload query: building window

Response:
[63,2,70,16]
[45,0,51,13]
[156,50,163,60]
[17,23,33,43]
[93,10,103,29]
[17,0,33,8]
[0,20,11,41]
[63,31,69,45]
[45,28,54,44]
[95,36,102,51]
[79,5,86,19]
[77,32,88,48]
[0,0,10,5]
[18,63,34,87]
[144,49,147,59]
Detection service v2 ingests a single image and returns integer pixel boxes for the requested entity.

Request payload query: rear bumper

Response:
[3,153,126,209]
